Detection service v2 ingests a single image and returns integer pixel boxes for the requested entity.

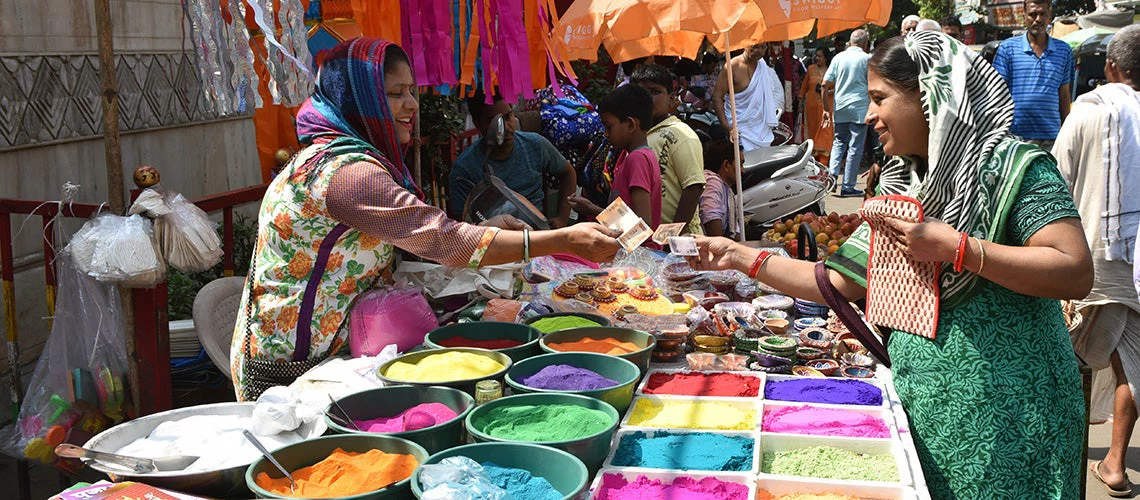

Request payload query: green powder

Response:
[530,316,601,333]
[474,404,612,441]
[762,446,899,482]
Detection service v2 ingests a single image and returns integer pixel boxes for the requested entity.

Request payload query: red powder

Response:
[642,372,761,397]
[435,336,525,349]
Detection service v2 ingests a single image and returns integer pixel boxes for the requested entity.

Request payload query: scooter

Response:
[738,139,833,228]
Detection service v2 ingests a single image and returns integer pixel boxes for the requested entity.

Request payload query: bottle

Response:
[474,380,502,405]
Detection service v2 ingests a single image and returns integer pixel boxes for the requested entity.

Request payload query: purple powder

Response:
[517,364,621,391]
[764,378,883,406]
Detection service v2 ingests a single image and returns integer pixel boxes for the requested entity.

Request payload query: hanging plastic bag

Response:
[154,191,223,273]
[69,214,165,287]
[348,284,438,355]
[2,249,133,463]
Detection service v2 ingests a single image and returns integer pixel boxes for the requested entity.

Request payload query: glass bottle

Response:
[474,380,502,405]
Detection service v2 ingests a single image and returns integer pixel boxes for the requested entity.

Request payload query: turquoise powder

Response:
[610,431,754,471]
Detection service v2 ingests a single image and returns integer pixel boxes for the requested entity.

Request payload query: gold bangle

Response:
[972,237,986,275]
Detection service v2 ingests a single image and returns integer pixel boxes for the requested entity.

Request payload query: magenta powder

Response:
[764,378,883,406]
[353,402,459,432]
[762,404,891,438]
[595,473,749,500]
[517,364,620,391]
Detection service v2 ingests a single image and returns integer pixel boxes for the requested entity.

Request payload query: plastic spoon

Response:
[242,430,295,494]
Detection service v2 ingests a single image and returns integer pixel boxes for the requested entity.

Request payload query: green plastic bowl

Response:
[377,348,513,397]
[410,443,588,499]
[422,322,541,362]
[505,352,640,414]
[523,312,611,333]
[325,386,475,454]
[539,326,657,376]
[245,434,428,499]
[464,393,619,474]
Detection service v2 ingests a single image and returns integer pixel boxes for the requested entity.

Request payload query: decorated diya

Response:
[799,328,834,349]
[806,358,840,376]
[573,274,601,291]
[592,286,618,303]
[792,365,826,377]
[607,277,630,293]
[630,284,659,301]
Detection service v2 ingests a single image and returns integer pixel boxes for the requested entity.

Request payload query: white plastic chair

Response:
[191,276,246,379]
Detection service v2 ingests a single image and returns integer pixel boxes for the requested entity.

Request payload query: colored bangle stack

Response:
[749,250,773,279]
[953,232,968,273]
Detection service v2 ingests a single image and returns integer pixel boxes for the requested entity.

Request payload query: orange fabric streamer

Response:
[525,0,546,90]
[351,0,401,41]
[255,448,418,497]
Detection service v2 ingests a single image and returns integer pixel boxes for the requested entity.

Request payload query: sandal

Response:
[1091,460,1134,498]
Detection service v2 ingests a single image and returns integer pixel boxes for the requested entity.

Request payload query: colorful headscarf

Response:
[295,37,424,199]
[832,31,1050,305]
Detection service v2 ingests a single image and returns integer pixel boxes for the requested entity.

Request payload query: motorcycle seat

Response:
[740,142,809,186]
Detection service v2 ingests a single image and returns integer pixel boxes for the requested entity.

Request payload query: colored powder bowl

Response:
[530,316,602,333]
[764,378,883,406]
[516,364,620,391]
[756,491,862,500]
[610,431,754,472]
[595,474,750,500]
[641,372,760,397]
[409,442,589,499]
[254,448,418,497]
[626,398,756,430]
[383,351,506,383]
[434,336,525,349]
[471,404,613,442]
[761,446,899,482]
[546,337,641,355]
[762,405,890,438]
[352,403,459,433]
[483,461,562,500]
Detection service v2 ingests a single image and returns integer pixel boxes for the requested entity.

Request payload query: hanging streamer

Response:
[227,0,262,109]
[476,0,494,102]
[279,0,315,105]
[248,0,314,105]
[184,0,232,113]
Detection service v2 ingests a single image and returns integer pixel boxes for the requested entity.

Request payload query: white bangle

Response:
[523,229,530,263]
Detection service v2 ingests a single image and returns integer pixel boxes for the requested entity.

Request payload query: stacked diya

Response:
[794,328,839,377]
[749,336,798,374]
[660,263,708,302]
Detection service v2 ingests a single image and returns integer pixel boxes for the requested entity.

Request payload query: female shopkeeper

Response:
[230,38,621,401]
[690,32,1093,499]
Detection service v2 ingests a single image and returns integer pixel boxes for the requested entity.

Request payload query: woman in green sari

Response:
[693,32,1093,498]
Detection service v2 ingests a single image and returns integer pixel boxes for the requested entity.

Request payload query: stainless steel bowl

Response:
[83,402,257,498]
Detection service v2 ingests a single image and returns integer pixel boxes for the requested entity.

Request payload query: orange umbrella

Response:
[751,0,892,38]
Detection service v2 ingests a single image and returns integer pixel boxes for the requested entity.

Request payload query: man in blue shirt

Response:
[823,29,871,197]
[449,93,576,227]
[993,0,1074,149]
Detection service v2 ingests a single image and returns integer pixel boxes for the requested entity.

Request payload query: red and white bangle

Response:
[749,250,774,279]
[953,232,968,273]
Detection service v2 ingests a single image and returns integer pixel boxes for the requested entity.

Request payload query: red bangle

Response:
[749,250,773,279]
[953,232,968,273]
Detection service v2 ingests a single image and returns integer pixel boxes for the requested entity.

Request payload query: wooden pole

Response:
[414,86,422,194]
[725,32,746,242]
[93,0,139,415]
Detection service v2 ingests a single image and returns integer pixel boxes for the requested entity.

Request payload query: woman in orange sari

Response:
[800,47,833,163]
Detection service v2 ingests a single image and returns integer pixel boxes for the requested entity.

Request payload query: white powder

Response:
[114,414,304,472]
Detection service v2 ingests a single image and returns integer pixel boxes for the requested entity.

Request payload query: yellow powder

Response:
[384,351,505,382]
[756,492,862,500]
[626,398,756,430]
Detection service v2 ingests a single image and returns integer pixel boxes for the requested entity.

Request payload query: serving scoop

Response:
[55,443,198,473]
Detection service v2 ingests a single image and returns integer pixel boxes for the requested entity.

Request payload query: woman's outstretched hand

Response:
[689,236,745,272]
[563,223,622,262]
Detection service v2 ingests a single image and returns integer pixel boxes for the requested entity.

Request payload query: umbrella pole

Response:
[724,33,746,242]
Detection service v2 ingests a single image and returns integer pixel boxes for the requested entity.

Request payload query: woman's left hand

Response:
[480,214,530,230]
[883,217,960,263]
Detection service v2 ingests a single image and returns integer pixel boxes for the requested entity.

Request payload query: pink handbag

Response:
[858,195,940,339]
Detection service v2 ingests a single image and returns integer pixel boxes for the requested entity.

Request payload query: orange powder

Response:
[255,448,418,497]
[547,337,641,355]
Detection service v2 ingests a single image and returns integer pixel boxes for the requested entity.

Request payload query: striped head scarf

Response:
[294,37,423,199]
[839,31,1049,305]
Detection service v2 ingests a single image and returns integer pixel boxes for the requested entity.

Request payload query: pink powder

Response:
[353,403,459,433]
[762,404,890,438]
[595,473,749,500]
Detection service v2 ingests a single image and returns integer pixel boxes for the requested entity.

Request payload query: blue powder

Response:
[482,461,562,499]
[611,431,754,471]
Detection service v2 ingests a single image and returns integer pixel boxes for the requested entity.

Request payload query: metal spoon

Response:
[328,394,362,431]
[54,444,198,473]
[242,430,295,494]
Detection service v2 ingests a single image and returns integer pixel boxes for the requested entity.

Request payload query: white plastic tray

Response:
[755,477,918,500]
[588,468,756,499]
[600,428,761,475]
[758,432,913,486]
[764,373,890,408]
[619,394,761,431]
[759,401,898,439]
[633,368,766,398]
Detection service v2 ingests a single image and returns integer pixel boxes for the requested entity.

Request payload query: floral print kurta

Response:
[231,142,497,399]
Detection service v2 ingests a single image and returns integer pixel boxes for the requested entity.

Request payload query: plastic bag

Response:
[69,214,165,287]
[155,191,223,273]
[349,284,438,355]
[250,386,327,437]
[2,249,133,463]
[419,456,508,500]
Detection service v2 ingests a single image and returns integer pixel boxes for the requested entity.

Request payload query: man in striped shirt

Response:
[993,0,1074,150]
